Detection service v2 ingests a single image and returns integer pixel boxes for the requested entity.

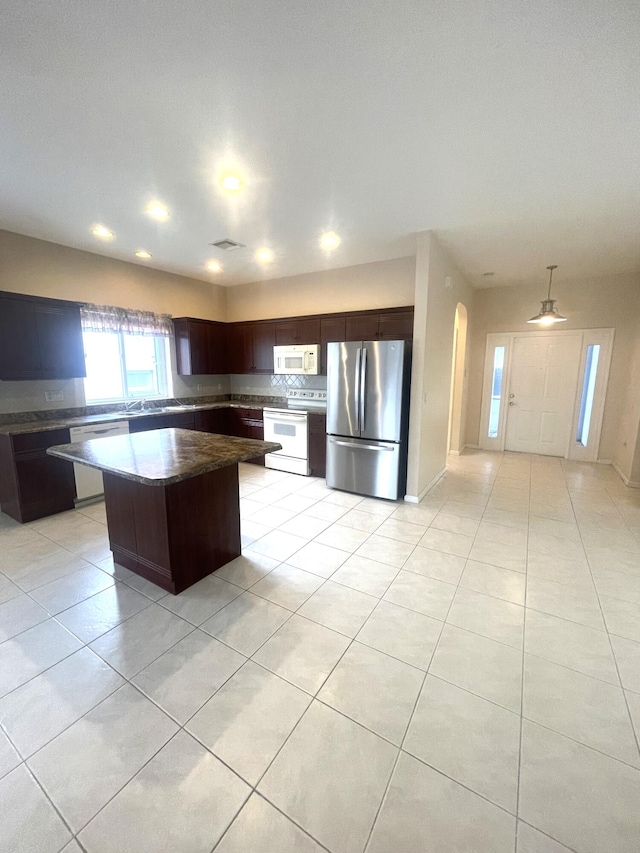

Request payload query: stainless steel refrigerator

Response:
[326,340,411,500]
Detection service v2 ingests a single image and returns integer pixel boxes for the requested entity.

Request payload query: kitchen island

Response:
[48,428,281,594]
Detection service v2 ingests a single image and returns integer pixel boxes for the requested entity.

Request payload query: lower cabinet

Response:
[229,408,265,466]
[128,413,196,433]
[308,413,327,478]
[194,406,265,467]
[0,429,76,523]
[194,408,231,434]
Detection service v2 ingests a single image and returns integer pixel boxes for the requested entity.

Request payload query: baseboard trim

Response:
[448,445,466,457]
[465,443,480,449]
[405,466,447,503]
[612,462,640,489]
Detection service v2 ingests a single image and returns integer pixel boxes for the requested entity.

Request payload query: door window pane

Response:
[576,345,600,446]
[488,346,505,438]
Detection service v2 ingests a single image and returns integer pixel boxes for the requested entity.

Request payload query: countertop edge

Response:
[0,400,326,436]
[47,432,282,486]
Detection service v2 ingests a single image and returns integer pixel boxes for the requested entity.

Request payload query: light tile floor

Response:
[1,451,640,852]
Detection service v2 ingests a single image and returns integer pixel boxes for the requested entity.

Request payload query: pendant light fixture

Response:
[527,265,567,325]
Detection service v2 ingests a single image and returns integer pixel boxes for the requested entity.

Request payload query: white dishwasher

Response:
[69,421,130,504]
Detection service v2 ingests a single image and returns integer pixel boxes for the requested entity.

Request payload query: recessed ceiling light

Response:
[146,201,170,220]
[91,225,115,240]
[320,231,341,250]
[220,173,243,192]
[206,260,223,273]
[255,247,274,263]
[134,250,152,259]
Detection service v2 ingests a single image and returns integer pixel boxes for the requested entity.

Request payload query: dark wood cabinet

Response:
[308,413,327,478]
[0,291,86,381]
[345,308,414,343]
[320,315,347,374]
[251,322,276,373]
[194,408,231,434]
[228,324,253,374]
[274,319,298,346]
[175,307,412,377]
[275,317,321,346]
[173,318,228,375]
[128,412,197,433]
[228,407,265,465]
[378,310,414,340]
[345,313,380,342]
[228,323,275,374]
[0,428,76,522]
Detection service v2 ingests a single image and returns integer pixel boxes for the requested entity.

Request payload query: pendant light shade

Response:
[527,265,567,324]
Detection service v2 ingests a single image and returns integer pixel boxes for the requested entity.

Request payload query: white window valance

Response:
[80,303,173,337]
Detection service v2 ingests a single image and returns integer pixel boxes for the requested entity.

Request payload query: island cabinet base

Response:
[103,465,241,594]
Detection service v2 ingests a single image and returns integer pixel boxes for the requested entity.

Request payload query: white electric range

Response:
[263,390,327,475]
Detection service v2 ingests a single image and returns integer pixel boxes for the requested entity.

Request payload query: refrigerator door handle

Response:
[354,347,362,432]
[360,346,367,432]
[333,440,394,452]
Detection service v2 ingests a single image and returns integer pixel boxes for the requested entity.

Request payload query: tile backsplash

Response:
[230,374,327,397]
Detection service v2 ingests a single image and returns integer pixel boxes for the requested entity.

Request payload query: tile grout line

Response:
[569,483,640,764]
[514,461,532,853]
[363,460,503,852]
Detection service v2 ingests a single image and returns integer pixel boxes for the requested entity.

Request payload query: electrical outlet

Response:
[45,390,64,402]
[196,383,202,391]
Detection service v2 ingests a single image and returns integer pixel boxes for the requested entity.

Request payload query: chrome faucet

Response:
[124,398,147,412]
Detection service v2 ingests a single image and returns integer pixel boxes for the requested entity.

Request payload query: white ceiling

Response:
[1,0,639,289]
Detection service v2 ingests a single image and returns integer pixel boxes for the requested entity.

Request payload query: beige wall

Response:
[0,229,228,414]
[466,272,640,467]
[225,256,416,321]
[0,230,226,320]
[406,233,473,499]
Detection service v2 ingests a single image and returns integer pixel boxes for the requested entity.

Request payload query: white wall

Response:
[226,257,416,321]
[466,272,640,468]
[406,233,473,499]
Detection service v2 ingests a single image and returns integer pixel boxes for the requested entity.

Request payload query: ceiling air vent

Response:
[209,239,246,251]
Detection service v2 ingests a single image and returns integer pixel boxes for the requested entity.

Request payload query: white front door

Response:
[504,334,582,456]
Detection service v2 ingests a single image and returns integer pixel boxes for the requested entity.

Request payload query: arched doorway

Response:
[448,302,468,454]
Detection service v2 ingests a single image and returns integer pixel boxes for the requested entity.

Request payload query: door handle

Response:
[509,393,515,399]
[333,440,394,451]
[509,402,516,406]
[360,346,367,431]
[354,348,362,431]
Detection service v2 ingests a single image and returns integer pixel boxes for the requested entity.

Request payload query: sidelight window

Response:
[488,346,505,438]
[576,344,600,446]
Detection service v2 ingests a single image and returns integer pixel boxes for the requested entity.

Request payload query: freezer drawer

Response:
[326,435,404,500]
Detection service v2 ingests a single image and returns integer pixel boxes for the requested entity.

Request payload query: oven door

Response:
[263,410,308,459]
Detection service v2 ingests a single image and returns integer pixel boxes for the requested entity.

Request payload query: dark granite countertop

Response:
[47,428,282,486]
[0,399,326,436]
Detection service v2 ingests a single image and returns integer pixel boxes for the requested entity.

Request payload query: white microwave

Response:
[273,344,319,375]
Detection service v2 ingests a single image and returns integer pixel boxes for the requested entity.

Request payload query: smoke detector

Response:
[209,239,245,251]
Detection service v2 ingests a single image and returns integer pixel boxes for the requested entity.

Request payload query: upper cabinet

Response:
[228,322,276,374]
[345,308,414,342]
[173,318,228,375]
[0,291,86,381]
[172,307,413,376]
